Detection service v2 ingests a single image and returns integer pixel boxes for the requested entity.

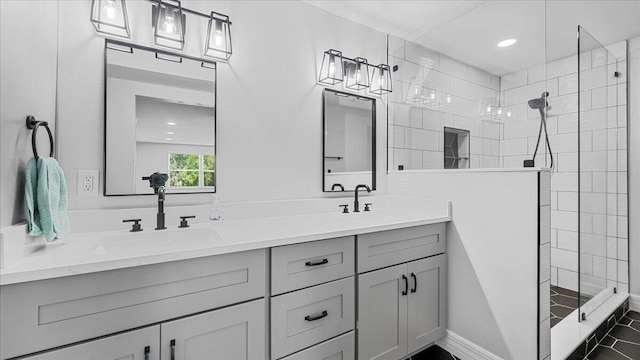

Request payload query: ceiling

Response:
[305,0,640,76]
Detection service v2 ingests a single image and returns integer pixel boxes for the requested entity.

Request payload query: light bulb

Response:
[497,108,503,115]
[102,0,118,20]
[446,94,451,103]
[214,30,224,47]
[328,55,336,78]
[486,105,492,113]
[430,91,436,100]
[163,9,177,34]
[507,110,512,117]
[355,68,361,83]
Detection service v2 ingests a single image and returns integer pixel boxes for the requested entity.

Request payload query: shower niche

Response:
[443,127,469,169]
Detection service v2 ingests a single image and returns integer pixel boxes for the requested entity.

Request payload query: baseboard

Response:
[436,330,503,360]
[630,294,640,312]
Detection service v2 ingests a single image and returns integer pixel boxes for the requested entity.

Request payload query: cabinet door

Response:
[160,299,265,360]
[407,254,447,353]
[23,326,159,360]
[357,264,408,360]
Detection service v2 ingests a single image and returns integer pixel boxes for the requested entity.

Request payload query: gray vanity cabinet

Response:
[160,299,265,360]
[22,326,160,360]
[357,223,447,360]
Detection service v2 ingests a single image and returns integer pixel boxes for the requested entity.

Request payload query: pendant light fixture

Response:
[345,57,370,90]
[90,0,131,38]
[318,49,344,85]
[369,64,392,95]
[204,12,232,60]
[153,0,186,50]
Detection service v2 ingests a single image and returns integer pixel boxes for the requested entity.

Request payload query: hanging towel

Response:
[24,157,70,242]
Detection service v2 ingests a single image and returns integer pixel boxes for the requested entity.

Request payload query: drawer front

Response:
[0,249,267,360]
[21,325,160,360]
[281,331,355,360]
[271,236,354,295]
[357,223,446,273]
[271,277,355,359]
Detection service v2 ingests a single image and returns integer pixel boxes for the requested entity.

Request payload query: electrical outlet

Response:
[78,170,99,197]
[399,183,410,194]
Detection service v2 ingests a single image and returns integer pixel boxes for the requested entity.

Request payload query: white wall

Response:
[0,1,59,228]
[629,38,640,296]
[387,35,501,170]
[388,169,545,359]
[1,0,388,225]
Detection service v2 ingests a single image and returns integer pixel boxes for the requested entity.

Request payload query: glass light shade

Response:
[90,0,131,38]
[318,49,344,85]
[154,0,185,50]
[369,64,392,95]
[345,57,369,90]
[204,12,232,60]
[406,75,426,103]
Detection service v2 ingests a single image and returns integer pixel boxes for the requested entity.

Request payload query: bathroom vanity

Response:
[0,200,449,360]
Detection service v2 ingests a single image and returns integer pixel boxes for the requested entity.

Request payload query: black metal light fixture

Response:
[318,49,344,85]
[90,0,131,38]
[345,57,370,90]
[152,0,186,50]
[369,64,392,95]
[204,12,232,60]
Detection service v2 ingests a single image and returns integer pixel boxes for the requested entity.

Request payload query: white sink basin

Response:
[93,226,221,256]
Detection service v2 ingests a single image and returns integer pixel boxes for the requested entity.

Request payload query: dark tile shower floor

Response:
[584,311,640,360]
[551,286,581,328]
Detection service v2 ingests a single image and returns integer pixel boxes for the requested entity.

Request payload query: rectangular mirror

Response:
[323,89,376,192]
[104,39,216,195]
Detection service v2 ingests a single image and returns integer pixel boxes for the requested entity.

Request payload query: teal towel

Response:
[24,157,70,242]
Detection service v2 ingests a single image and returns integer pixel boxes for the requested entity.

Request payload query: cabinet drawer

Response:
[0,249,266,360]
[357,223,445,273]
[271,277,355,359]
[281,331,355,360]
[271,236,354,295]
[22,325,160,360]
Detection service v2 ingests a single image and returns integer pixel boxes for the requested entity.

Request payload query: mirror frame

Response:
[322,88,376,192]
[103,38,217,196]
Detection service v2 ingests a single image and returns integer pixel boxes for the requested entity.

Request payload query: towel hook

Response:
[25,115,54,160]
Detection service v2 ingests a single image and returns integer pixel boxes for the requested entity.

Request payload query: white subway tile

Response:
[592,129,607,151]
[580,131,592,151]
[547,92,577,116]
[591,87,608,109]
[528,65,545,84]
[551,267,558,286]
[581,192,607,214]
[580,65,608,90]
[467,66,492,88]
[551,172,578,191]
[592,256,607,278]
[557,113,578,134]
[581,233,607,256]
[618,237,628,261]
[551,248,578,271]
[501,69,527,90]
[504,118,540,139]
[592,172,607,193]
[591,48,608,68]
[423,68,454,94]
[551,191,558,211]
[618,261,628,284]
[388,35,405,59]
[618,215,628,239]
[581,212,593,234]
[422,150,442,169]
[393,148,422,170]
[547,56,577,79]
[439,55,467,79]
[390,58,423,84]
[392,125,405,148]
[556,152,578,172]
[422,108,451,131]
[558,73,578,95]
[607,258,617,281]
[581,172,593,193]
[581,253,593,275]
[551,210,578,232]
[592,213,607,236]
[405,127,439,151]
[557,269,578,292]
[541,205,551,244]
[557,230,578,251]
[581,151,607,172]
[454,78,479,101]
[558,192,578,212]
[617,194,628,216]
[393,103,423,128]
[607,236,617,259]
[549,133,578,153]
[405,41,439,70]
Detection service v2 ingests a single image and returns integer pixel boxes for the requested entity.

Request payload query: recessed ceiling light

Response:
[165,137,172,140]
[497,38,517,48]
[167,122,176,125]
[166,131,174,135]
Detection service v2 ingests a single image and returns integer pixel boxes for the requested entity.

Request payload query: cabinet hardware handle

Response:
[402,275,408,296]
[144,346,150,360]
[170,339,176,360]
[411,273,417,293]
[305,258,329,267]
[305,310,328,321]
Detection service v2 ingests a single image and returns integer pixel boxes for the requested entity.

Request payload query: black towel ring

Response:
[25,115,54,160]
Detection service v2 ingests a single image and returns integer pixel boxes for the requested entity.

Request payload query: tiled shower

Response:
[388,32,629,320]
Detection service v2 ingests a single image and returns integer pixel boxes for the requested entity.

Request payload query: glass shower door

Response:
[577,26,622,320]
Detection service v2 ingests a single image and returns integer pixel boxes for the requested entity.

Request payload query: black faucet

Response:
[331,183,345,191]
[142,172,169,230]
[353,184,371,212]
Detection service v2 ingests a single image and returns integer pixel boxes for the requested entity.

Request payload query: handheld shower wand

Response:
[524,92,554,168]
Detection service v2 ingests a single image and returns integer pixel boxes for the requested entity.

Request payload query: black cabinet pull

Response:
[144,346,150,360]
[305,310,328,321]
[305,258,329,267]
[170,339,176,360]
[411,273,417,293]
[402,275,408,296]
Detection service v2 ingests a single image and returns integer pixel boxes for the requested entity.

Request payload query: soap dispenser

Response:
[208,195,224,224]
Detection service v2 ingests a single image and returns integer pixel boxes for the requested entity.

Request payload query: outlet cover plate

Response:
[78,170,99,197]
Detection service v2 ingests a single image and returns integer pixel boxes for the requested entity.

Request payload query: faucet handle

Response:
[339,204,349,214]
[179,215,195,228]
[364,203,372,211]
[123,219,143,232]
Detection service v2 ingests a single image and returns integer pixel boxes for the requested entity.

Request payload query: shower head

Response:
[528,91,549,110]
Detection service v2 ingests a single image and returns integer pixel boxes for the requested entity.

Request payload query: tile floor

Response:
[584,311,640,360]
[551,286,581,328]
[409,345,460,359]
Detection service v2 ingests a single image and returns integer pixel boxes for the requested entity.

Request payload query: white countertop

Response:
[0,197,450,285]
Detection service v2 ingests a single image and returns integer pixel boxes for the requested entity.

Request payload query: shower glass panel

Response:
[577,26,620,320]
